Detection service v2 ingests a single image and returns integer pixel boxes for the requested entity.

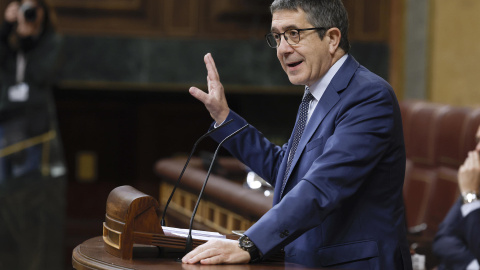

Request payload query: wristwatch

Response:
[238,235,262,263]
[462,192,479,204]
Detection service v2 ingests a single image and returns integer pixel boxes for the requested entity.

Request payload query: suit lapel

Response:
[281,86,340,186]
[277,55,360,201]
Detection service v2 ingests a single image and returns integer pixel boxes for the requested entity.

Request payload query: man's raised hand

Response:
[189,53,230,125]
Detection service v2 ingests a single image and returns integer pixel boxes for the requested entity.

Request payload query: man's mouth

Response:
[287,61,302,68]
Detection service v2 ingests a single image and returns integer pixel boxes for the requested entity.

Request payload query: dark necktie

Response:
[281,89,314,195]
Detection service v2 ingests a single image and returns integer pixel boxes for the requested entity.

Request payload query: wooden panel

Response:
[1,0,391,42]
[163,0,199,36]
[53,0,161,36]
[51,0,271,38]
[52,0,142,10]
[344,0,390,42]
[198,0,271,39]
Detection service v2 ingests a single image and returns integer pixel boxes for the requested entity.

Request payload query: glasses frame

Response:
[265,27,327,48]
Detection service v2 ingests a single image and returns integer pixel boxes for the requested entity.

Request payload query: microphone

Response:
[160,119,234,226]
[184,124,249,254]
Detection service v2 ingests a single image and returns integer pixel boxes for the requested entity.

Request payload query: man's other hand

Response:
[182,239,250,265]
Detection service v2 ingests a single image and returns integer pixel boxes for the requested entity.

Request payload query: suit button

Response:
[280,230,290,238]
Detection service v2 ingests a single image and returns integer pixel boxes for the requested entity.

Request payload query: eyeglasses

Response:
[265,27,327,48]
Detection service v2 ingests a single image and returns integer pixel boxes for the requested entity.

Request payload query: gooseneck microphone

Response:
[184,124,249,254]
[160,119,234,226]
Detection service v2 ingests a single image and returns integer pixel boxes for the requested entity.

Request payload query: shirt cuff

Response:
[461,200,480,217]
[466,259,479,270]
[213,119,226,128]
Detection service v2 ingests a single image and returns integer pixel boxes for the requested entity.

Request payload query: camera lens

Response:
[20,4,37,22]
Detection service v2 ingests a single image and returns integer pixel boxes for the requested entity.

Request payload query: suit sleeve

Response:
[245,82,401,256]
[461,208,480,262]
[433,198,475,269]
[209,110,289,187]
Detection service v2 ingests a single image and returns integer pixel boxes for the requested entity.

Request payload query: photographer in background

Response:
[0,1,66,269]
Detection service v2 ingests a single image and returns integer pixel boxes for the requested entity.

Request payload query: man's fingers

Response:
[472,151,480,166]
[191,248,220,264]
[181,244,205,263]
[200,254,224,265]
[181,252,196,264]
[189,87,208,103]
[463,152,474,168]
[466,151,478,168]
[204,53,220,82]
[190,53,229,124]
[189,86,217,110]
[182,239,250,265]
[182,243,219,264]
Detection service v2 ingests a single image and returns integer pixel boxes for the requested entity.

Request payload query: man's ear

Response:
[326,27,341,54]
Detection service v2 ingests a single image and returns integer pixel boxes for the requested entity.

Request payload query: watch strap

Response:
[239,235,262,263]
[462,192,479,204]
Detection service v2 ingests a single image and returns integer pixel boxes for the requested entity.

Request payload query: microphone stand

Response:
[184,124,249,254]
[160,119,234,226]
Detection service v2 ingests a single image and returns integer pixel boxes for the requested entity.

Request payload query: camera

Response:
[20,3,37,22]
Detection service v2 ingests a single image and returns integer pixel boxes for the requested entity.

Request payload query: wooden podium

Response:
[72,185,326,269]
[72,236,321,270]
[101,185,213,260]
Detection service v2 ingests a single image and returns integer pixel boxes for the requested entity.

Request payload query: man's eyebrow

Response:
[271,24,299,32]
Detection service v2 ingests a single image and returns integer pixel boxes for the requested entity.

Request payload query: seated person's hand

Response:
[458,151,480,194]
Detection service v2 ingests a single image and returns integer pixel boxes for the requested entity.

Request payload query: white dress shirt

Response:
[305,54,348,124]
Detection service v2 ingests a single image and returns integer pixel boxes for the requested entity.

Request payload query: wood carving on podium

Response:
[103,185,218,259]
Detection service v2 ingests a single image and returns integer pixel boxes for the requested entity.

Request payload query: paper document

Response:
[162,226,226,241]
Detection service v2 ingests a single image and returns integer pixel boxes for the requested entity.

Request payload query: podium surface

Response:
[72,237,325,270]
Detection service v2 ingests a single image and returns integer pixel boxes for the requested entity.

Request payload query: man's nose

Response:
[277,35,293,53]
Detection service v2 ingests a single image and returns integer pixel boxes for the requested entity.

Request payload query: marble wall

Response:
[58,36,389,87]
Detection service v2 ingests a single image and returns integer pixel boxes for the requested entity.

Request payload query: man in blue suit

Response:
[182,0,412,269]
[433,126,480,270]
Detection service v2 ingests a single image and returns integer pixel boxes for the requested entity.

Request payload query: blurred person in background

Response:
[0,0,66,269]
[433,126,480,270]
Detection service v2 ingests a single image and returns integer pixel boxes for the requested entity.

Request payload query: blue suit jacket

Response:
[433,198,480,270]
[463,208,480,262]
[210,55,412,269]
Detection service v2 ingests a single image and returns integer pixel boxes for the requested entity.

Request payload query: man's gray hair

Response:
[270,0,350,53]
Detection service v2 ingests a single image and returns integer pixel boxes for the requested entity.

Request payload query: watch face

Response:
[466,193,477,202]
[240,235,254,249]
